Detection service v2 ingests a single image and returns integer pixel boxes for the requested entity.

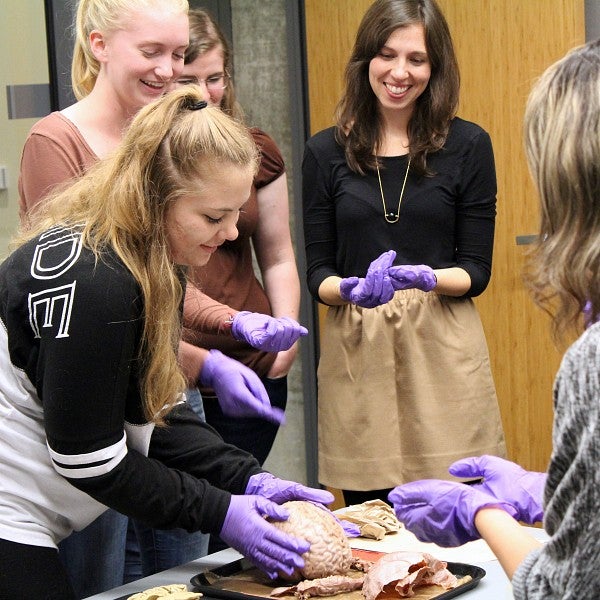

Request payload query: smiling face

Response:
[165,162,254,267]
[92,6,189,114]
[368,24,431,120]
[175,46,227,108]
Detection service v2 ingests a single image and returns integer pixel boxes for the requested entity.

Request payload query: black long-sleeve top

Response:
[302,118,497,299]
[0,226,262,548]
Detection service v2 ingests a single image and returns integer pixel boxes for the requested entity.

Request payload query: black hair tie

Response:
[185,99,208,111]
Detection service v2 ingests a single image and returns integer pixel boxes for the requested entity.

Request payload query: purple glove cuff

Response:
[522,472,546,523]
[583,300,600,328]
[246,472,276,495]
[419,270,437,292]
[198,349,221,386]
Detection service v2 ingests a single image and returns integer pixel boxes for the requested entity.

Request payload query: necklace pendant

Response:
[376,157,411,225]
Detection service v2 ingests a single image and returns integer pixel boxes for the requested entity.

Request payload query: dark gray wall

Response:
[586,0,600,41]
[230,0,316,485]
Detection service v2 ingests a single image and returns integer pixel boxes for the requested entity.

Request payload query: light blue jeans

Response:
[123,388,210,582]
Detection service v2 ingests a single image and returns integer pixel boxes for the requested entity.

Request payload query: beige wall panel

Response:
[305,0,371,133]
[305,0,584,483]
[437,0,584,471]
[0,1,48,259]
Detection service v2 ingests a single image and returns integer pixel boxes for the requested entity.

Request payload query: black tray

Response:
[190,557,486,600]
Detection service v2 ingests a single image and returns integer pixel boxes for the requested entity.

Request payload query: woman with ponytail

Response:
[17,2,299,595]
[1,86,332,599]
[17,2,189,594]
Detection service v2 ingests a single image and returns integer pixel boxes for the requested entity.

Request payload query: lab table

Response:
[84,526,549,600]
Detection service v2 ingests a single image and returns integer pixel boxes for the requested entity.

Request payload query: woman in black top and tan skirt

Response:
[302,0,506,507]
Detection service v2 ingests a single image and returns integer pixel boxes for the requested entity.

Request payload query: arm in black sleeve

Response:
[454,128,497,297]
[39,245,261,534]
[302,137,340,302]
[71,405,263,534]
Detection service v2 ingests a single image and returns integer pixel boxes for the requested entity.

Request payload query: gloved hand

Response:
[449,455,546,524]
[388,264,437,292]
[337,518,361,538]
[199,350,284,424]
[388,479,518,547]
[220,494,309,579]
[339,250,396,308]
[246,472,335,505]
[232,312,308,352]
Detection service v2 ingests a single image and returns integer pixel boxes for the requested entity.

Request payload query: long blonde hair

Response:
[71,0,188,100]
[16,86,259,423]
[523,40,600,343]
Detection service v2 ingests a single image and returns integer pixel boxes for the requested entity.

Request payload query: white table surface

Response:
[84,527,549,600]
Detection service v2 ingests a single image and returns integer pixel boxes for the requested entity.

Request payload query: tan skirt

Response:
[317,289,506,490]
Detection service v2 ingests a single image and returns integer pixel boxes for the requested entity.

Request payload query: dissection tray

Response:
[190,555,486,600]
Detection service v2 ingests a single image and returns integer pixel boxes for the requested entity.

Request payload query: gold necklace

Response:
[376,157,411,224]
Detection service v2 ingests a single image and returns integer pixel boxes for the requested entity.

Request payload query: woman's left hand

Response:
[388,479,518,547]
[232,312,308,352]
[388,264,437,292]
[199,350,285,424]
[246,472,335,505]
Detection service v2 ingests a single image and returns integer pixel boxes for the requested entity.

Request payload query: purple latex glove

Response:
[339,250,396,308]
[199,350,285,424]
[388,264,437,292]
[337,518,361,538]
[449,455,546,524]
[583,300,600,328]
[232,312,308,352]
[246,472,335,505]
[388,479,518,547]
[220,495,309,579]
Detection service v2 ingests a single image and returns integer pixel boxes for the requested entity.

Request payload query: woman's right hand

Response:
[199,350,285,424]
[219,495,309,579]
[339,250,397,308]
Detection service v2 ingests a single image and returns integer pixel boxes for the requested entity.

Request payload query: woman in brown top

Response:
[178,9,303,470]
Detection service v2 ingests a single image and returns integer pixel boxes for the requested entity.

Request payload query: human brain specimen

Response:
[271,501,353,581]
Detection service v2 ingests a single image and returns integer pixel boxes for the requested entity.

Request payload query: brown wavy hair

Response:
[335,0,459,176]
[523,39,600,344]
[14,86,259,423]
[185,8,244,122]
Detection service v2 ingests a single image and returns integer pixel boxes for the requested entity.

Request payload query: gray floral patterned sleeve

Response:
[512,323,600,598]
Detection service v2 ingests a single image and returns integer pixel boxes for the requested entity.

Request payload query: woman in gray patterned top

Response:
[387,38,600,598]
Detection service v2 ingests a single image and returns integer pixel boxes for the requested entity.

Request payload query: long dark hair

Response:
[335,0,459,176]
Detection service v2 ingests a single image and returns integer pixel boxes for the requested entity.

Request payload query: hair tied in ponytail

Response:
[185,99,208,111]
